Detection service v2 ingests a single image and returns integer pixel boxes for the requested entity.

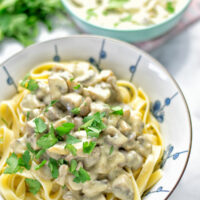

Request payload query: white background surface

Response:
[0,17,199,200]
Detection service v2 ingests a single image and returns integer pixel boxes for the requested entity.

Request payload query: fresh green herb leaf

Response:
[44,100,58,112]
[48,158,59,179]
[83,141,96,154]
[108,0,129,9]
[26,111,30,120]
[65,144,77,156]
[86,127,101,138]
[56,123,75,136]
[166,2,175,13]
[34,118,47,134]
[70,77,75,82]
[86,8,97,20]
[26,143,36,154]
[18,150,31,170]
[109,145,114,155]
[111,106,123,115]
[27,79,38,91]
[66,135,81,145]
[35,149,45,160]
[73,84,81,90]
[70,159,77,173]
[20,73,30,87]
[4,153,20,174]
[58,159,67,165]
[25,178,41,195]
[71,107,80,115]
[35,160,47,170]
[37,125,58,149]
[73,167,91,183]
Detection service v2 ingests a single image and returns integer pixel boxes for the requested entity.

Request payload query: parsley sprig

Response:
[44,100,58,112]
[25,178,41,195]
[20,74,38,92]
[34,118,47,134]
[55,123,75,137]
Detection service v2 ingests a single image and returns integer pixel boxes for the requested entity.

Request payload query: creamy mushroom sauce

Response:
[14,61,153,200]
[68,0,186,29]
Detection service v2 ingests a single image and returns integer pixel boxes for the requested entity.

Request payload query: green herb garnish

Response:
[65,144,77,156]
[26,111,30,120]
[111,106,123,115]
[35,149,45,160]
[83,141,96,154]
[4,153,20,174]
[73,167,91,183]
[70,159,77,173]
[86,8,97,20]
[34,118,47,134]
[44,100,58,112]
[35,160,47,170]
[73,84,81,90]
[71,107,80,115]
[20,74,39,92]
[55,123,75,137]
[25,178,41,195]
[66,135,81,145]
[48,158,59,179]
[18,150,31,170]
[166,2,175,13]
[37,125,58,149]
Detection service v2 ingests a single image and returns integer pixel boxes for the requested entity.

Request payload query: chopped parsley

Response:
[35,160,47,170]
[34,118,47,134]
[73,167,91,183]
[71,107,80,115]
[20,74,38,92]
[81,112,106,138]
[83,141,96,154]
[25,178,41,195]
[109,145,114,155]
[26,143,36,154]
[35,149,45,160]
[65,144,77,156]
[70,159,77,173]
[111,106,123,115]
[48,158,59,179]
[70,77,75,82]
[44,100,58,112]
[66,135,81,145]
[37,125,58,149]
[166,2,175,13]
[18,150,31,170]
[86,8,97,20]
[73,84,81,90]
[55,123,75,137]
[4,153,20,174]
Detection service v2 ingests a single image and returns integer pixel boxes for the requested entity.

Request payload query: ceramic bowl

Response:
[61,0,191,43]
[0,35,192,200]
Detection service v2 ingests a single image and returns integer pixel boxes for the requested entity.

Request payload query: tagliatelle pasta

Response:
[0,61,164,200]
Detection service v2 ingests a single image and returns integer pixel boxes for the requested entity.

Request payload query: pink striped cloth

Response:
[137,0,200,51]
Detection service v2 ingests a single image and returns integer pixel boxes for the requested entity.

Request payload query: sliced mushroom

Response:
[79,97,91,117]
[83,194,106,200]
[107,115,121,127]
[36,82,50,102]
[21,94,44,110]
[111,174,134,200]
[83,85,111,102]
[82,180,108,197]
[60,93,83,111]
[63,191,80,200]
[118,119,132,136]
[45,106,64,121]
[48,74,68,100]
[36,164,52,181]
[55,165,69,186]
[108,151,126,169]
[90,102,110,114]
[10,136,26,154]
[73,117,83,131]
[108,168,126,181]
[66,175,83,191]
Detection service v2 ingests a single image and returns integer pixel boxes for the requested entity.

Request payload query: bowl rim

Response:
[61,0,192,32]
[0,35,192,200]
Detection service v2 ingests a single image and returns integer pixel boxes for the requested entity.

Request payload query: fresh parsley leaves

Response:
[20,74,38,92]
[25,178,41,195]
[44,100,58,112]
[83,141,96,154]
[26,111,30,120]
[81,112,106,138]
[166,2,175,13]
[73,84,81,90]
[34,118,47,134]
[71,107,80,115]
[111,106,123,115]
[4,151,31,174]
[35,149,45,160]
[70,159,77,173]
[65,144,77,156]
[35,160,47,170]
[73,167,91,183]
[109,145,114,155]
[37,125,58,149]
[55,123,75,136]
[48,158,59,179]
[66,135,81,145]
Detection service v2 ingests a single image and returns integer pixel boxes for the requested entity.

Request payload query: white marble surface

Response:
[0,18,199,200]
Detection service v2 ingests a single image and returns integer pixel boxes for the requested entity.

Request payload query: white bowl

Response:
[0,35,192,200]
